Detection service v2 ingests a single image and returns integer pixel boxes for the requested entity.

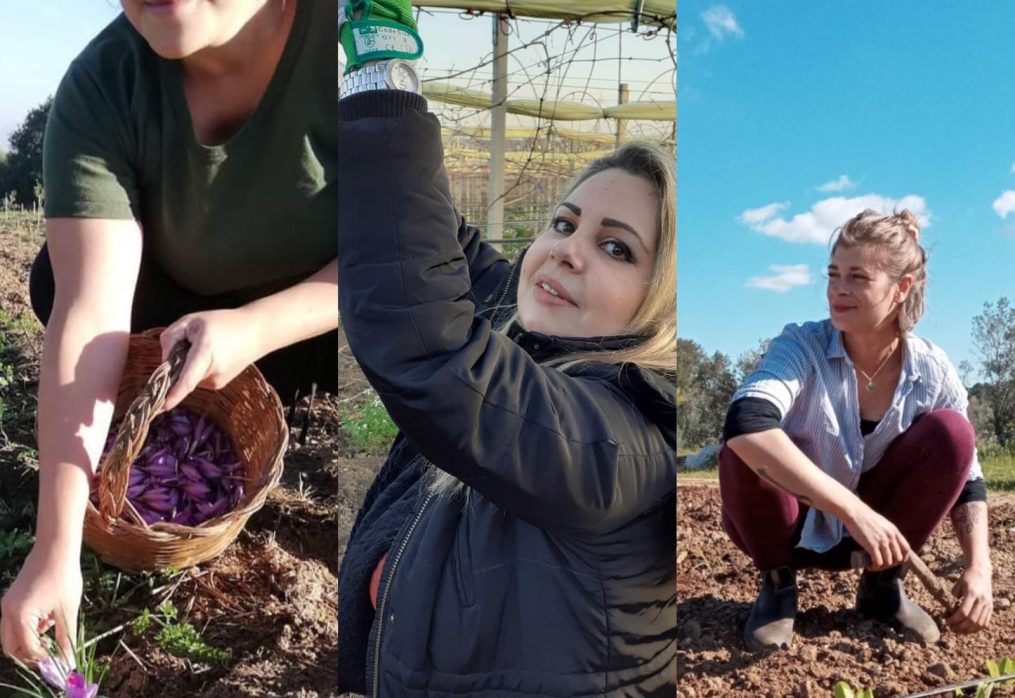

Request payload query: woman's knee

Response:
[911,409,976,475]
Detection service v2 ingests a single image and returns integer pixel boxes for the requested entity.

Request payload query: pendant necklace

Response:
[857,340,899,392]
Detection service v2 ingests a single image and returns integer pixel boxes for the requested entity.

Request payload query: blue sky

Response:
[678,2,1015,374]
[0,2,121,144]
[2,4,674,144]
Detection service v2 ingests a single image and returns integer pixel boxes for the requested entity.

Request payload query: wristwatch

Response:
[340,59,421,98]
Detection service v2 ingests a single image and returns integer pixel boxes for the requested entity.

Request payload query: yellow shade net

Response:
[442,127,620,144]
[416,0,676,30]
[423,81,675,122]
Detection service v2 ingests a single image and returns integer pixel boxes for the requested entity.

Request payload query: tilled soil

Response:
[677,482,1015,697]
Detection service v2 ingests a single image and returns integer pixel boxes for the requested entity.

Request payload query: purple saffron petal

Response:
[65,671,99,698]
[193,456,223,480]
[179,462,203,482]
[181,480,212,500]
[38,656,70,690]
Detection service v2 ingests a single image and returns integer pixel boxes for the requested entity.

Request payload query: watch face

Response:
[387,62,418,92]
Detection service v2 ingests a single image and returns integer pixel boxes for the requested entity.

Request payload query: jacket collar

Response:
[507,323,644,363]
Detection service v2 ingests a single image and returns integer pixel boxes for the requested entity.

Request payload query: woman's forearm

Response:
[243,258,338,358]
[726,429,865,523]
[950,501,991,571]
[34,217,142,557]
[35,310,131,556]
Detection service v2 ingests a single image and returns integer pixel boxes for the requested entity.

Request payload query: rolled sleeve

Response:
[731,327,811,419]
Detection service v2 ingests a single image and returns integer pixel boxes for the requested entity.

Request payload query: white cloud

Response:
[738,194,931,244]
[702,6,743,41]
[995,191,1015,218]
[747,265,813,293]
[816,175,857,193]
[738,202,787,226]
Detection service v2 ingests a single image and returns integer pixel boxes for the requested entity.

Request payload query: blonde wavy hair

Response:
[428,142,676,500]
[830,208,928,333]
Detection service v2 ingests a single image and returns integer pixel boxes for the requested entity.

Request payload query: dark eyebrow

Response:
[827,264,870,273]
[601,217,649,253]
[557,202,650,253]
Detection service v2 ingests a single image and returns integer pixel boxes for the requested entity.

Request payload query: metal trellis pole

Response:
[487,13,509,250]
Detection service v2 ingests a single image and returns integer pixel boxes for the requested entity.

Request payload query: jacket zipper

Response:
[371,491,435,698]
[489,256,520,325]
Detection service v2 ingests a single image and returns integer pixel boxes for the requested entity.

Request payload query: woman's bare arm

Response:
[727,429,911,569]
[35,217,142,551]
[0,217,140,660]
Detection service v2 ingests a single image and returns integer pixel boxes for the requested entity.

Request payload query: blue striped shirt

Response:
[732,319,982,553]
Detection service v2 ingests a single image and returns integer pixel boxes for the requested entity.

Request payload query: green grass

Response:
[341,394,398,454]
[982,452,1015,493]
[677,466,718,481]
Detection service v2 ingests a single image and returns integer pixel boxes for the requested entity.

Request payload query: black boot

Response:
[744,567,797,651]
[856,566,940,644]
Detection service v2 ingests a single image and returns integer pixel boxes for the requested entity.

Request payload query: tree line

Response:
[1,98,51,210]
[678,298,1015,453]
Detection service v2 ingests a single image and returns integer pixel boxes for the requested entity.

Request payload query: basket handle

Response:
[97,337,190,523]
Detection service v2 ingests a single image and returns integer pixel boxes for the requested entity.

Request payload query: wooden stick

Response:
[850,550,955,614]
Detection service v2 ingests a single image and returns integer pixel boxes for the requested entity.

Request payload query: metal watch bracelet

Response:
[340,60,420,98]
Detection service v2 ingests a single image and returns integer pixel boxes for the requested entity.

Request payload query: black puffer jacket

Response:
[337,91,676,697]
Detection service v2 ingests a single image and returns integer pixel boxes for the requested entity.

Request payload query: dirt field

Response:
[677,482,1015,697]
[0,223,341,697]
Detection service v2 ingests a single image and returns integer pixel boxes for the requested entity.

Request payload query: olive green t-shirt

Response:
[43,0,336,300]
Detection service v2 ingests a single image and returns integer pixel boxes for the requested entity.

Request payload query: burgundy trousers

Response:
[718,409,976,571]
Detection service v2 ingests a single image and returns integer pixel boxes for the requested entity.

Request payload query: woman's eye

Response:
[603,240,633,262]
[551,217,575,234]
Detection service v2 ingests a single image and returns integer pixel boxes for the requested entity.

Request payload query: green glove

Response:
[339,0,423,75]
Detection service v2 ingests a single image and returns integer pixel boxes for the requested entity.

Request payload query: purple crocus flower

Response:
[37,655,70,690]
[65,671,99,698]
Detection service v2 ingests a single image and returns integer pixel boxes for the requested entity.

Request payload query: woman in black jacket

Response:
[337,20,675,698]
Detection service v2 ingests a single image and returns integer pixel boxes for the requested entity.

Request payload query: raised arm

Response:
[338,96,674,533]
[1,217,141,662]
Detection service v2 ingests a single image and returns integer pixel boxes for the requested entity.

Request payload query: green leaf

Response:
[974,681,994,698]
[986,659,1001,678]
[833,682,856,698]
[1002,657,1015,675]
[859,690,875,698]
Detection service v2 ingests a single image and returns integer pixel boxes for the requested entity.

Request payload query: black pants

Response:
[29,244,337,404]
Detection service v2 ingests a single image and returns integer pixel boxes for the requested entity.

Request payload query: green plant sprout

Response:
[834,681,875,698]
[132,600,230,665]
[0,528,33,560]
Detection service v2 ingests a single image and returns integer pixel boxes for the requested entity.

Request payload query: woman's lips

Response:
[143,0,192,16]
[534,276,577,307]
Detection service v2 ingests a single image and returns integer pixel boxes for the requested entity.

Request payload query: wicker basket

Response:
[82,328,288,571]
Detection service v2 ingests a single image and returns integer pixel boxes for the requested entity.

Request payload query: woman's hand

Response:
[946,565,993,634]
[1,544,83,664]
[159,308,263,412]
[842,503,911,571]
